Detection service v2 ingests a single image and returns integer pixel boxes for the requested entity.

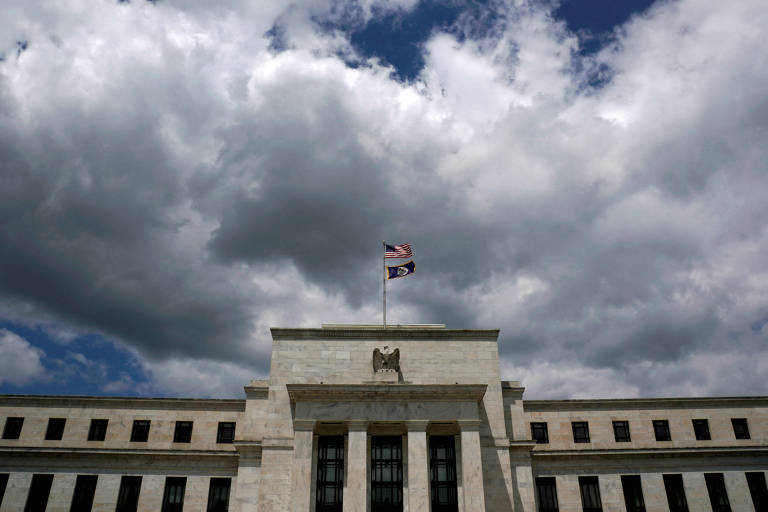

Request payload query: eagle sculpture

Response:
[373,346,400,372]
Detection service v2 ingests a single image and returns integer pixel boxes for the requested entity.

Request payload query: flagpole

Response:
[382,241,387,328]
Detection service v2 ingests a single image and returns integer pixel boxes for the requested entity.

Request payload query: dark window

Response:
[535,477,559,512]
[692,419,710,440]
[704,473,731,512]
[116,476,142,512]
[70,474,98,512]
[371,436,403,512]
[746,472,768,511]
[316,436,344,512]
[731,418,750,439]
[217,422,235,444]
[162,477,186,512]
[613,421,631,442]
[653,420,671,441]
[663,474,689,512]
[2,417,23,439]
[88,419,108,441]
[531,422,549,444]
[45,418,66,440]
[429,436,458,512]
[572,422,590,443]
[24,474,53,512]
[578,476,603,512]
[130,420,150,442]
[173,421,193,443]
[0,473,9,508]
[207,478,231,512]
[621,475,646,512]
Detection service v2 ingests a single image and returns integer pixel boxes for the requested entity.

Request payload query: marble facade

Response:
[1,324,767,511]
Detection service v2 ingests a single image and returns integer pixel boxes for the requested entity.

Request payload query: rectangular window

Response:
[572,422,590,443]
[578,476,602,512]
[130,420,150,442]
[746,472,768,511]
[704,473,731,512]
[207,478,231,512]
[621,475,646,512]
[693,419,711,440]
[316,436,344,512]
[653,420,671,441]
[2,417,23,439]
[535,477,558,512]
[173,421,193,443]
[663,474,689,512]
[613,421,631,442]
[371,436,403,512]
[731,418,750,439]
[531,422,549,444]
[116,476,142,512]
[24,474,53,512]
[0,473,9,509]
[429,436,458,512]
[88,419,108,441]
[45,418,66,440]
[70,474,98,512]
[217,422,235,444]
[162,477,186,512]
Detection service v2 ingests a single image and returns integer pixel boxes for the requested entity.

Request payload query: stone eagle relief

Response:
[373,346,400,372]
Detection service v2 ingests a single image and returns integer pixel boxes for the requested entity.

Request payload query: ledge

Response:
[531,445,768,458]
[286,384,487,402]
[0,395,246,411]
[271,328,499,342]
[523,396,768,411]
[0,446,238,457]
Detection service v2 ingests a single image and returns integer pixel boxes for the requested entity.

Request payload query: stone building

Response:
[1,324,767,511]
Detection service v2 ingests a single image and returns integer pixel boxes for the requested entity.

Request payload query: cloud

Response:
[0,329,47,386]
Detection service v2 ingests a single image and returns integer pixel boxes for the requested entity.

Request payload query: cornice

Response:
[286,384,487,402]
[0,446,238,457]
[523,396,768,411]
[271,328,499,342]
[531,445,768,459]
[0,395,246,411]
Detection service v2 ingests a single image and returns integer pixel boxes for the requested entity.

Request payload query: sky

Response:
[1,0,767,399]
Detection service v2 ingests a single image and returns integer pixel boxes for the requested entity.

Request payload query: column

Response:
[458,420,486,511]
[291,420,315,512]
[406,421,430,512]
[343,421,368,512]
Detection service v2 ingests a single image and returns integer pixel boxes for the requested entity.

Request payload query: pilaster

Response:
[291,420,315,512]
[458,420,486,511]
[343,421,368,512]
[406,420,430,512]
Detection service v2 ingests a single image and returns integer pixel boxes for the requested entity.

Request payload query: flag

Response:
[385,243,413,258]
[387,260,415,279]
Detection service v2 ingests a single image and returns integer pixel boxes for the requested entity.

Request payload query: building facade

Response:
[1,324,767,511]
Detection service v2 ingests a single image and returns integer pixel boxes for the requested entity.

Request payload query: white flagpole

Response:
[382,241,387,328]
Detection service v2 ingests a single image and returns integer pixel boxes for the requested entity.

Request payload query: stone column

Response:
[406,421,430,512]
[343,421,368,512]
[291,420,316,512]
[458,420,486,511]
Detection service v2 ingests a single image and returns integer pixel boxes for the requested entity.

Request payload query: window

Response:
[116,476,142,512]
[621,475,646,512]
[571,422,590,443]
[704,473,731,512]
[88,419,108,441]
[371,436,403,512]
[653,420,671,441]
[2,417,23,439]
[531,422,548,444]
[692,419,710,440]
[70,475,98,512]
[173,421,193,443]
[217,422,235,444]
[429,436,458,512]
[162,477,187,512]
[746,472,768,511]
[731,418,750,439]
[24,474,53,512]
[316,436,344,512]
[45,418,66,440]
[613,421,631,442]
[130,420,150,442]
[207,478,231,512]
[0,473,9,508]
[535,477,558,512]
[578,476,602,512]
[663,474,689,512]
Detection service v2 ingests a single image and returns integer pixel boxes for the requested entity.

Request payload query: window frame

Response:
[612,421,631,442]
[173,421,193,443]
[130,420,151,442]
[535,476,559,512]
[217,422,235,444]
[663,474,689,512]
[88,419,108,441]
[704,473,731,512]
[692,419,711,441]
[531,422,549,444]
[44,418,66,440]
[429,435,459,512]
[731,418,750,440]
[620,475,646,512]
[653,420,671,441]
[24,473,54,512]
[207,477,231,512]
[578,476,603,512]
[316,435,344,512]
[0,473,9,509]
[571,421,590,443]
[2,417,24,439]
[370,435,404,512]
[116,476,142,512]
[161,477,187,512]
[70,474,98,512]
[746,472,768,511]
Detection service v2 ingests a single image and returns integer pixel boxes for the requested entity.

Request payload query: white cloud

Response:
[0,329,47,386]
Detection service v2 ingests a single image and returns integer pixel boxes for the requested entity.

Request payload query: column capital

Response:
[406,420,430,431]
[293,419,316,431]
[346,420,369,432]
[457,419,482,432]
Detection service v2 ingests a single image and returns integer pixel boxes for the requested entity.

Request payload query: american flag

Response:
[385,243,413,258]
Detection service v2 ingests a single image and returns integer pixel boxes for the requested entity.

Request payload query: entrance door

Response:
[429,436,459,512]
[371,436,403,512]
